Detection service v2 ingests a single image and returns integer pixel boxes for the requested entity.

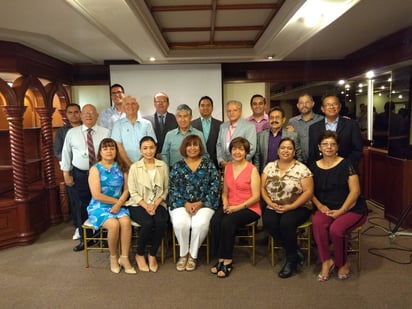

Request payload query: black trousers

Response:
[71,167,92,238]
[210,207,260,260]
[262,207,311,263]
[129,206,168,256]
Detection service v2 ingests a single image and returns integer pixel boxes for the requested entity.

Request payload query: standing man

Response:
[288,94,323,164]
[144,92,178,158]
[308,94,363,167]
[161,104,207,167]
[61,104,110,251]
[191,96,222,169]
[53,103,82,240]
[98,84,126,131]
[246,94,270,132]
[216,100,257,168]
[111,95,156,168]
[254,107,303,174]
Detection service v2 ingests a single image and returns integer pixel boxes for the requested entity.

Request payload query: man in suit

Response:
[254,106,303,174]
[308,94,363,168]
[144,92,178,158]
[216,100,256,168]
[191,96,222,169]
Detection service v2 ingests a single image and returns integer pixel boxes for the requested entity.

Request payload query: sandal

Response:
[317,263,335,282]
[210,261,223,274]
[338,272,351,280]
[176,256,188,272]
[185,256,197,271]
[217,263,233,278]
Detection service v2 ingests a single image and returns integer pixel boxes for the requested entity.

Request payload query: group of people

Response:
[54,85,368,281]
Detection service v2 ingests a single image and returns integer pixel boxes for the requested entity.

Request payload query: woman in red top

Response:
[210,137,261,278]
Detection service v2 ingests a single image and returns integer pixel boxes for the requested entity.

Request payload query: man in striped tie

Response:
[61,104,110,252]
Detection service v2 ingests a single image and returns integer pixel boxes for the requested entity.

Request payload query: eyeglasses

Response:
[111,91,123,95]
[323,102,339,108]
[155,100,167,104]
[320,142,337,147]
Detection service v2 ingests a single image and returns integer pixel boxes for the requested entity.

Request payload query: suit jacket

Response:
[253,128,303,174]
[216,117,257,164]
[144,112,178,154]
[191,117,222,168]
[308,117,363,167]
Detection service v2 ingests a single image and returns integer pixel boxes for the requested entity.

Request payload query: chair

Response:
[348,226,362,271]
[234,222,257,265]
[172,228,210,264]
[131,220,165,264]
[269,219,312,267]
[82,219,111,268]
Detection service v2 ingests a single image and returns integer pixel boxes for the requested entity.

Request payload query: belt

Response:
[73,166,89,174]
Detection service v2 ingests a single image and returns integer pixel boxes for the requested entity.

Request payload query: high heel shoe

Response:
[148,255,158,273]
[210,261,223,274]
[118,256,136,274]
[317,263,335,282]
[110,255,121,274]
[135,254,150,272]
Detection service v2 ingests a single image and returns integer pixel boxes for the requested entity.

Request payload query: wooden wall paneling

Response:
[368,148,388,206]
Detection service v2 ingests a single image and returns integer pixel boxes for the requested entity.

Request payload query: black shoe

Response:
[73,241,85,252]
[297,248,305,266]
[278,261,297,279]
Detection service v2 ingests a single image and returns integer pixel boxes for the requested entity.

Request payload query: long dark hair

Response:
[97,138,127,173]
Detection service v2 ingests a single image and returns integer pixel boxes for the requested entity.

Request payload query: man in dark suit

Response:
[144,92,178,158]
[308,94,363,168]
[191,96,222,169]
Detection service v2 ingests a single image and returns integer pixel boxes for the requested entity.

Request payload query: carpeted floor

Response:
[0,204,411,309]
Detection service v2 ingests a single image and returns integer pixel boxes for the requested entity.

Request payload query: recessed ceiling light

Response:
[149,57,156,62]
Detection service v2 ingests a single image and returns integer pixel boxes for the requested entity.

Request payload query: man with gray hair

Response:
[216,100,257,168]
[161,104,208,167]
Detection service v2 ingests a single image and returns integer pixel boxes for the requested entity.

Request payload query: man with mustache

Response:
[254,106,303,174]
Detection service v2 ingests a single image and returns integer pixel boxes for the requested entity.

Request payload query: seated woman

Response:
[87,138,135,274]
[309,130,367,282]
[261,137,313,279]
[168,134,220,272]
[210,137,261,278]
[127,136,169,273]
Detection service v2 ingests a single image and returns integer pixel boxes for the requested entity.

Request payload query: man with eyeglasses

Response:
[308,94,363,168]
[254,106,303,174]
[98,84,127,131]
[287,94,323,164]
[246,94,270,133]
[144,92,178,158]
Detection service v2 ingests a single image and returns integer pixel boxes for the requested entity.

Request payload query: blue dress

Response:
[87,162,130,229]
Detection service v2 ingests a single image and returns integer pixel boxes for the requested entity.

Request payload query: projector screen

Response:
[109,63,223,120]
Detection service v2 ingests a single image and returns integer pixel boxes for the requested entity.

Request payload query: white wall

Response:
[71,85,109,113]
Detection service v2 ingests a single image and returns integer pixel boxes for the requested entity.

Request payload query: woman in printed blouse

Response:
[127,136,169,273]
[210,137,261,278]
[87,138,135,274]
[261,137,313,279]
[168,134,220,272]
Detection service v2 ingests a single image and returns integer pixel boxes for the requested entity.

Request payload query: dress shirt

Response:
[201,117,211,141]
[98,106,126,131]
[288,113,323,162]
[325,117,339,131]
[61,124,110,171]
[161,126,208,167]
[267,130,282,164]
[246,114,270,132]
[111,116,157,163]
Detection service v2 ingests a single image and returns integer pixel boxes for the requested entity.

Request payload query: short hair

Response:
[198,96,213,107]
[154,92,169,103]
[139,135,157,148]
[268,106,285,118]
[176,104,192,116]
[279,137,296,150]
[226,100,242,110]
[298,93,314,102]
[122,95,138,104]
[229,137,250,154]
[318,130,339,145]
[179,134,205,158]
[66,103,80,111]
[110,84,124,93]
[250,94,266,106]
[97,138,127,173]
[321,94,340,105]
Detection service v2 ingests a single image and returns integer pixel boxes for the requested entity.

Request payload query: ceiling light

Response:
[266,55,273,60]
[149,57,156,62]
[366,70,374,79]
[338,80,345,85]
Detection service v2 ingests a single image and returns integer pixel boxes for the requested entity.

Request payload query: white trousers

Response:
[170,207,215,259]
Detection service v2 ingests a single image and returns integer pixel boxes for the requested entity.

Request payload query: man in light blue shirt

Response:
[162,104,208,167]
[98,84,126,131]
[111,96,156,167]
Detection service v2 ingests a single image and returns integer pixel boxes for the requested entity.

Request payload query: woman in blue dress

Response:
[87,138,135,274]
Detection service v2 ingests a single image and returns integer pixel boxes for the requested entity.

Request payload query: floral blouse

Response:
[168,156,220,210]
[263,160,313,208]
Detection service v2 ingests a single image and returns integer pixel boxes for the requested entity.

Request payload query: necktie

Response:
[159,115,165,133]
[87,128,96,168]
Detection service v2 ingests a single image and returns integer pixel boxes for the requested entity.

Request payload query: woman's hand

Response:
[326,208,345,219]
[318,204,331,214]
[274,203,293,214]
[185,201,202,215]
[146,203,157,216]
[110,202,121,214]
